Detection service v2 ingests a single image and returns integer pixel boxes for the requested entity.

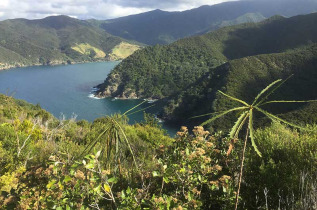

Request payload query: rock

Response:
[95,73,121,98]
[121,88,138,99]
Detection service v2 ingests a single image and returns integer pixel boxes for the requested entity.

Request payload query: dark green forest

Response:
[162,45,317,129]
[96,13,317,129]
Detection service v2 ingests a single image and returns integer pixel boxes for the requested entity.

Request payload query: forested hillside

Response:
[95,12,317,128]
[162,45,317,129]
[93,0,317,45]
[0,16,141,70]
[96,13,317,99]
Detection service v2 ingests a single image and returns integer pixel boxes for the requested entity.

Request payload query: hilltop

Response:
[0,16,141,70]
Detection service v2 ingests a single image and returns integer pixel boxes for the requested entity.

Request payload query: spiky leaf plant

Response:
[195,78,317,156]
[82,101,154,171]
[192,77,317,209]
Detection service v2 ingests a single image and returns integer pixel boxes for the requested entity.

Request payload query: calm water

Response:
[0,62,177,136]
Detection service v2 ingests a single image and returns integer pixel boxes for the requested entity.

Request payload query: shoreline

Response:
[0,59,122,71]
[93,93,160,102]
[92,89,159,102]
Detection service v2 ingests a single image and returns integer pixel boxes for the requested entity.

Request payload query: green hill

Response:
[96,13,317,99]
[95,13,317,127]
[92,0,317,45]
[0,16,141,70]
[162,45,317,129]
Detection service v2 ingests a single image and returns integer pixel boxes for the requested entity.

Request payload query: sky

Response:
[0,0,238,20]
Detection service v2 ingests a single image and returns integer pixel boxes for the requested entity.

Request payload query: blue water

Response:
[0,62,178,136]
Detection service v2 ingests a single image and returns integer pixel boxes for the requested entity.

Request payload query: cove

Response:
[0,62,178,136]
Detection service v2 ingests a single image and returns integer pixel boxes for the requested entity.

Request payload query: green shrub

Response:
[242,123,317,209]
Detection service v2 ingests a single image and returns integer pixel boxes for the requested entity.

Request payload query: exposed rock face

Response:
[95,73,121,98]
[0,60,67,71]
[121,88,138,99]
[95,73,140,99]
[46,60,66,66]
[0,64,22,70]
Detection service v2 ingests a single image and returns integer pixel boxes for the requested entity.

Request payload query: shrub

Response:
[242,123,317,209]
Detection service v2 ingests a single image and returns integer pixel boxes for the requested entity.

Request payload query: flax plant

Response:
[82,101,154,171]
[193,77,317,209]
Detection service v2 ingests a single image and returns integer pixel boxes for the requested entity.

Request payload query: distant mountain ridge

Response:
[2,0,317,70]
[0,15,141,70]
[92,0,317,45]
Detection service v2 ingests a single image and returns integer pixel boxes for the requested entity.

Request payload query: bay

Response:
[0,62,178,136]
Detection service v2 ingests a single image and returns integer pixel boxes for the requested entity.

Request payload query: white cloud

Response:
[113,0,238,11]
[0,0,237,20]
[79,0,151,19]
[0,0,9,8]
[164,0,239,11]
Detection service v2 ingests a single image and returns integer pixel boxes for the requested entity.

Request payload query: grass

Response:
[108,42,141,60]
[71,43,106,58]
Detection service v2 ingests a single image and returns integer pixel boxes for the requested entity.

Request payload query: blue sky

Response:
[0,0,237,20]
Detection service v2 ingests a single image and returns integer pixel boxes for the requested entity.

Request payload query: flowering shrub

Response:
[118,126,236,209]
[151,126,236,209]
[1,126,236,209]
[1,151,118,209]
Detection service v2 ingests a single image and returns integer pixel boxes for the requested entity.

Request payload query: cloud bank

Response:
[0,0,237,20]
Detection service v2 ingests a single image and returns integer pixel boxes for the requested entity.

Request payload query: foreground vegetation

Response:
[0,94,316,209]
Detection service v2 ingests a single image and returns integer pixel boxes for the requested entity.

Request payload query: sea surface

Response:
[0,62,177,136]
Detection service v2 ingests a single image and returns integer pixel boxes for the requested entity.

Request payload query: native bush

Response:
[242,123,317,209]
[1,93,316,209]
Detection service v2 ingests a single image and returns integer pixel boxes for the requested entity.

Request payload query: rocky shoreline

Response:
[93,84,159,101]
[0,58,122,71]
[0,60,68,71]
[0,63,34,71]
[94,86,140,100]
[93,71,160,101]
[93,72,141,100]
